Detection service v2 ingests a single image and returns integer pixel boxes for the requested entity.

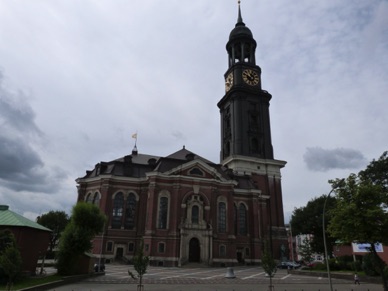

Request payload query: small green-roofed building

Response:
[0,205,51,275]
[0,205,51,231]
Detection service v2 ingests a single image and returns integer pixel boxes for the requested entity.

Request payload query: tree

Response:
[128,240,149,291]
[261,242,277,291]
[359,151,388,193]
[298,237,314,263]
[328,173,388,291]
[290,195,337,255]
[36,210,69,254]
[0,230,22,290]
[56,203,106,275]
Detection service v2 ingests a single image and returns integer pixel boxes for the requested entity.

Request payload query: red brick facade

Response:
[76,150,287,267]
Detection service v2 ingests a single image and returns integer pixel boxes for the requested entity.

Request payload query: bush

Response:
[311,262,326,271]
[362,253,380,276]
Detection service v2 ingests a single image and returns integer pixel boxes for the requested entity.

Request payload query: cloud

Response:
[0,71,67,193]
[303,147,367,172]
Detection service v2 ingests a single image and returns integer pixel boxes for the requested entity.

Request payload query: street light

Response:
[322,188,335,291]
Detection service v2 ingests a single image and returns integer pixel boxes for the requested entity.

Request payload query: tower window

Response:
[251,138,259,154]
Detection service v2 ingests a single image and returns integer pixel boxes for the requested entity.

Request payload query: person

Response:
[354,273,360,285]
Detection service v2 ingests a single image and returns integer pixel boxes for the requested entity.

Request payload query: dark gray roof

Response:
[80,146,220,179]
[78,147,257,191]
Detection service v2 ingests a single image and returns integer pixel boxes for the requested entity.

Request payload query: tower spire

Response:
[237,0,244,26]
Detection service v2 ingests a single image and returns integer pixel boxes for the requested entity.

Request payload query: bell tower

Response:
[217,2,287,257]
[218,2,274,163]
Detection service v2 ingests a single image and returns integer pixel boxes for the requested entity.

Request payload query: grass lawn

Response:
[0,274,62,290]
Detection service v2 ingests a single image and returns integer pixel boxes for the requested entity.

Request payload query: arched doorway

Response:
[189,238,200,262]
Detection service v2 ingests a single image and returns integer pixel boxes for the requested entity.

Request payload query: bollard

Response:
[225,267,236,278]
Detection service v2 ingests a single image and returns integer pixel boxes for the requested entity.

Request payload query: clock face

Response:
[225,73,233,92]
[242,69,259,86]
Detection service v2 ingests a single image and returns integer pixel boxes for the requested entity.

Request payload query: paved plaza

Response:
[47,265,384,291]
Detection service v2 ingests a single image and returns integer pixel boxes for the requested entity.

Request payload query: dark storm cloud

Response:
[0,71,66,192]
[303,147,367,172]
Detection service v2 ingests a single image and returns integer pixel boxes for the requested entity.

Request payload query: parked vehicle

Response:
[277,261,301,269]
[94,262,105,272]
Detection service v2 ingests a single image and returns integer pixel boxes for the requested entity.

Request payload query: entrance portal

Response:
[116,247,124,259]
[188,238,200,262]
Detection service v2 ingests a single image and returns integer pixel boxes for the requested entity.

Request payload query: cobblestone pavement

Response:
[48,265,384,291]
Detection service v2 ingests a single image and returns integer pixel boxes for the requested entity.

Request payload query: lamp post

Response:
[322,188,335,291]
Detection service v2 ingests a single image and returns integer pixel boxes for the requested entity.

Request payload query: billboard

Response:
[352,243,383,253]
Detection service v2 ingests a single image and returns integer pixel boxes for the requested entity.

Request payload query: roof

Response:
[0,205,51,232]
[79,146,222,179]
[77,146,258,191]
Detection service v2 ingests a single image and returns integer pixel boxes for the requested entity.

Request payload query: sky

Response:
[1,0,388,223]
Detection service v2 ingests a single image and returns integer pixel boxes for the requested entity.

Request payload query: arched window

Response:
[239,204,247,235]
[158,196,168,229]
[218,202,226,233]
[112,192,124,229]
[191,205,199,224]
[124,193,136,229]
[92,192,100,205]
[85,193,93,203]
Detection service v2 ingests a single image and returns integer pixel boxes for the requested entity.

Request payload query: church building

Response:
[76,3,287,267]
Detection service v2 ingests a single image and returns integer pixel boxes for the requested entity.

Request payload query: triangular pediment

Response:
[164,159,227,182]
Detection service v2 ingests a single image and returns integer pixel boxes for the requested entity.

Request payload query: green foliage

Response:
[290,195,337,254]
[329,151,388,291]
[328,174,388,246]
[359,151,388,193]
[128,240,149,287]
[0,274,62,290]
[362,253,381,276]
[56,203,106,275]
[310,262,326,271]
[334,255,361,272]
[0,230,22,287]
[261,242,277,278]
[298,237,314,263]
[36,210,69,253]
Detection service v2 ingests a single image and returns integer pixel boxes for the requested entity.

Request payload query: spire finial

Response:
[237,0,244,26]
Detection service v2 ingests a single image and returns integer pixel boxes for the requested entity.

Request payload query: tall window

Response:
[234,204,238,235]
[86,193,93,203]
[218,202,226,233]
[112,192,124,229]
[239,204,247,235]
[124,193,136,229]
[92,192,100,205]
[219,245,226,257]
[191,205,199,224]
[158,196,168,229]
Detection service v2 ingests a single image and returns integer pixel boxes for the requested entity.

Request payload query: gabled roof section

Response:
[165,146,213,164]
[161,159,231,182]
[0,205,51,232]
